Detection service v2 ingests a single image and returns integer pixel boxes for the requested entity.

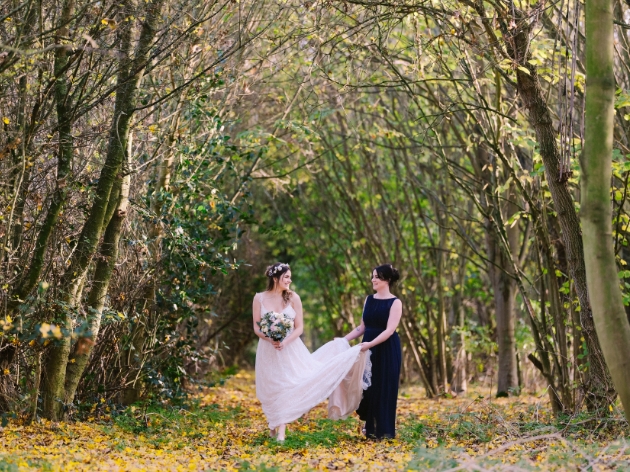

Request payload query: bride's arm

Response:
[360,299,402,351]
[277,293,304,347]
[252,293,272,342]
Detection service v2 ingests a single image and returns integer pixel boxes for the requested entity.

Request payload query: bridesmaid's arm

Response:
[342,296,368,342]
[344,320,365,342]
[360,299,402,352]
[252,294,272,342]
[277,293,304,348]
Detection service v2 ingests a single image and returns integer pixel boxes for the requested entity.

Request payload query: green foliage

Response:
[251,418,358,449]
[0,460,53,472]
[398,417,428,443]
[113,402,239,441]
[0,462,18,472]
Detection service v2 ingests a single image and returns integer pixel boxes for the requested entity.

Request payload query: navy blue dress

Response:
[357,295,402,439]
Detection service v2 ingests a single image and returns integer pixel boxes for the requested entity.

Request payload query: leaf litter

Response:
[1,371,629,470]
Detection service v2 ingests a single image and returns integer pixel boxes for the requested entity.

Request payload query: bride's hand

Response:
[273,340,284,350]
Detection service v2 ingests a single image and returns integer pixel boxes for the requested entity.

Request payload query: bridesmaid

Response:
[344,264,402,439]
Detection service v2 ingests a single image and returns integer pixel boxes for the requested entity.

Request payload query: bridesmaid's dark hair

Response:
[265,262,293,304]
[374,264,400,287]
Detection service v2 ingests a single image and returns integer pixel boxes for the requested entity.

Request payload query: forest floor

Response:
[1,371,629,471]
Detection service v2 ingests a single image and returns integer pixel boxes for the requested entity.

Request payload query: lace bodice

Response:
[259,293,296,319]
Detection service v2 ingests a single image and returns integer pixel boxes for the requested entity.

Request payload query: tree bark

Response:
[39,0,77,420]
[450,251,468,394]
[63,154,131,409]
[435,207,449,394]
[487,225,519,396]
[0,5,39,409]
[581,0,630,420]
[41,0,165,420]
[504,7,615,411]
[474,143,519,396]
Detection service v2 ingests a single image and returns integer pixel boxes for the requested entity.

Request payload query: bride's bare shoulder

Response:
[290,292,302,304]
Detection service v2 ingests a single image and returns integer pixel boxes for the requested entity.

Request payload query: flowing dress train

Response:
[255,297,371,429]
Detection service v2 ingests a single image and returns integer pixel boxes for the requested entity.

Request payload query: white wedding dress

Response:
[255,297,371,429]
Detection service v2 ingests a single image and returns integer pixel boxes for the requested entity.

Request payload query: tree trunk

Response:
[9,76,31,257]
[475,143,519,396]
[435,210,448,394]
[39,0,78,420]
[581,0,630,419]
[489,235,519,397]
[505,11,615,411]
[63,152,131,409]
[450,254,468,394]
[41,0,165,420]
[499,183,520,396]
[0,9,38,408]
[401,322,436,397]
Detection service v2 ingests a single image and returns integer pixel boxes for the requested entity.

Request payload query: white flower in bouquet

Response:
[257,311,294,342]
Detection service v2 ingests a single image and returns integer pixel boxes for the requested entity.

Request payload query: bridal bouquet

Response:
[258,311,294,342]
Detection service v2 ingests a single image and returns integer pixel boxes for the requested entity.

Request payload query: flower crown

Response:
[266,263,290,277]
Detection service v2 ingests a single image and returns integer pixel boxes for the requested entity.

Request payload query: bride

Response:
[253,262,370,442]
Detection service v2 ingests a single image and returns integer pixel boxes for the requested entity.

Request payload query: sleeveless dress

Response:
[357,295,402,439]
[255,294,371,429]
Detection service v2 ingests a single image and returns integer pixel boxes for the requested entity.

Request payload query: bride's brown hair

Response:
[265,262,293,305]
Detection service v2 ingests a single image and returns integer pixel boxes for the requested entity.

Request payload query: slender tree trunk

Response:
[0,22,37,409]
[497,184,520,396]
[450,279,468,394]
[29,352,42,423]
[539,214,573,409]
[39,0,77,420]
[401,322,435,397]
[449,237,468,394]
[489,237,518,397]
[9,76,31,256]
[581,0,630,420]
[504,10,616,411]
[41,0,165,420]
[63,151,131,408]
[435,210,448,393]
[0,0,37,268]
[474,143,519,396]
